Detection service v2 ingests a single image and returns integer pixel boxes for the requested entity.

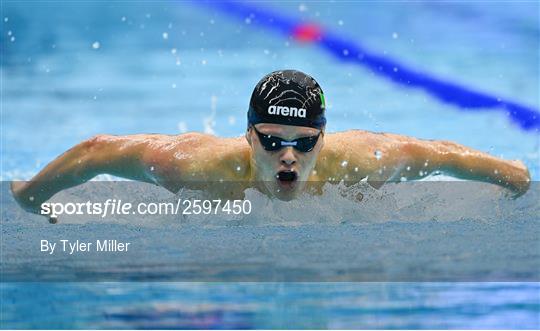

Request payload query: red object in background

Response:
[292,23,323,42]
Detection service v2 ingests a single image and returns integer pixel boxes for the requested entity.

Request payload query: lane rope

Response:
[197,1,539,132]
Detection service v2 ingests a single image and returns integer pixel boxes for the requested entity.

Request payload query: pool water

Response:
[2,1,539,329]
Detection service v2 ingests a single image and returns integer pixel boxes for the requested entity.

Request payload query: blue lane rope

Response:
[195,1,540,132]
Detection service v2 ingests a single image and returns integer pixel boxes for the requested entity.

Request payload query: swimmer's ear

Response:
[245,127,253,146]
[319,128,325,149]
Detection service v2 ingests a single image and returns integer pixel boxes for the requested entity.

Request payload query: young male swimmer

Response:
[12,70,530,216]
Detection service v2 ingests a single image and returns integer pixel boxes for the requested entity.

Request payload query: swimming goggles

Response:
[252,126,321,153]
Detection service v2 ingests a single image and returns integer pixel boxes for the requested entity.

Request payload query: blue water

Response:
[2,1,539,329]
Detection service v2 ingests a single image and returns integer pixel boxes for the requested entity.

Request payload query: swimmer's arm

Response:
[380,136,530,196]
[11,134,160,214]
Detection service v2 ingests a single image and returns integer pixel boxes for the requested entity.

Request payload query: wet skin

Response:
[11,125,531,215]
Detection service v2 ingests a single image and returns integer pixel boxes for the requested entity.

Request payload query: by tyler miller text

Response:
[41,239,131,255]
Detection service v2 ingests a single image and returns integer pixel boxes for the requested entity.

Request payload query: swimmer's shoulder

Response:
[322,130,383,154]
[316,130,370,176]
[317,130,408,178]
[170,132,251,180]
[323,129,411,152]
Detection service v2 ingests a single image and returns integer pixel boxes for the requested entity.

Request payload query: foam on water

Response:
[3,176,538,283]
[12,175,534,227]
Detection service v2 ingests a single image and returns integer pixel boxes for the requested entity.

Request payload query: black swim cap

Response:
[247,70,326,129]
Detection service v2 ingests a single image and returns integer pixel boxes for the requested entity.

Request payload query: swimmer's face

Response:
[246,123,324,200]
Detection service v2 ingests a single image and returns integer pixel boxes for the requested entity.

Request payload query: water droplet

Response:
[162,32,168,40]
[171,83,176,89]
[393,67,398,72]
[4,17,8,22]
[419,170,424,176]
[298,3,307,12]
[338,20,344,26]
[406,166,411,171]
[271,142,276,147]
[342,49,349,56]
[424,161,428,167]
[341,160,348,168]
[171,48,177,54]
[92,41,100,49]
[77,159,82,164]
[7,30,12,36]
[378,169,383,174]
[354,167,359,172]
[494,169,499,174]
[400,176,407,182]
[392,32,398,39]
[150,166,155,171]
[10,36,15,42]
[374,150,382,160]
[245,17,251,24]
[201,59,207,65]
[312,170,317,175]
[236,166,241,172]
[121,16,126,22]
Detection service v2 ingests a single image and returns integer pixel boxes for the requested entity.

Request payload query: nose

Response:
[280,147,296,166]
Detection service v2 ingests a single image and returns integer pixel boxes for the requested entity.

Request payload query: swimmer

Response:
[11,70,531,216]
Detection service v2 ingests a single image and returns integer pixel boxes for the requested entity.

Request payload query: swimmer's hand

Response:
[10,181,40,213]
[505,160,530,198]
[11,181,58,223]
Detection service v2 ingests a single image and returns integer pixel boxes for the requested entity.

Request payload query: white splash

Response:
[177,121,188,133]
[203,95,217,134]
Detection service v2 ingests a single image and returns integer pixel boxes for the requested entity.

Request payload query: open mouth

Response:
[276,171,298,189]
